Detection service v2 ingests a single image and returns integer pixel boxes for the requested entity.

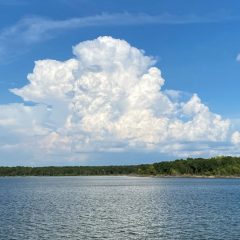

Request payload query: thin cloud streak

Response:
[0,12,239,63]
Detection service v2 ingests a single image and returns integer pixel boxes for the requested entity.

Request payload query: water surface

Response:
[0,176,240,239]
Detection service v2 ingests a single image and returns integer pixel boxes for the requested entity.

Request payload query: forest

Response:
[1,156,240,177]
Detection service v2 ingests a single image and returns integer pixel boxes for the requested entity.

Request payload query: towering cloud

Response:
[0,36,238,164]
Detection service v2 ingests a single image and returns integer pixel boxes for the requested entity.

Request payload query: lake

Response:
[0,176,240,239]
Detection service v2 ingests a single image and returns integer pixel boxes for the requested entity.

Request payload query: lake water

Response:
[0,176,240,240]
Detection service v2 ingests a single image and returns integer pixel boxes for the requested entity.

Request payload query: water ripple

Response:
[0,177,240,239]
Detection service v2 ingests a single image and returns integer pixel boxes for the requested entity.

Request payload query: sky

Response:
[0,0,240,166]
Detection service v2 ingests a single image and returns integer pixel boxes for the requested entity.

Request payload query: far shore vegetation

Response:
[1,156,240,177]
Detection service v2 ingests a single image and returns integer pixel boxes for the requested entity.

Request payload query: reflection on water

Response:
[0,176,240,239]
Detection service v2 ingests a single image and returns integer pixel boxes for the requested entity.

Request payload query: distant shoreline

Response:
[1,156,240,177]
[1,174,240,179]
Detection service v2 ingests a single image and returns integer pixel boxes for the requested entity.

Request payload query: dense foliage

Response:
[1,156,240,176]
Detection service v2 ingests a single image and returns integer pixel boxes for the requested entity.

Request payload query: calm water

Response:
[0,177,240,240]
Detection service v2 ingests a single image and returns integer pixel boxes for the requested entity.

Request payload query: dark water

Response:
[0,177,240,240]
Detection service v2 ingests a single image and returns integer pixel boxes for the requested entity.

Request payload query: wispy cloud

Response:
[0,12,239,63]
[236,53,240,62]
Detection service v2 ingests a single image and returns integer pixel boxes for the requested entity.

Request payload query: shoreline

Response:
[1,174,240,179]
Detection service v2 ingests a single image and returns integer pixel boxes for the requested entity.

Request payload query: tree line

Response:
[1,156,240,176]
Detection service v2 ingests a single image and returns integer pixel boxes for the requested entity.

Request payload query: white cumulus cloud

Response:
[0,36,238,164]
[231,131,240,145]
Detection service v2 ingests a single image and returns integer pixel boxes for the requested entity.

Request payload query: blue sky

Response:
[0,0,240,166]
